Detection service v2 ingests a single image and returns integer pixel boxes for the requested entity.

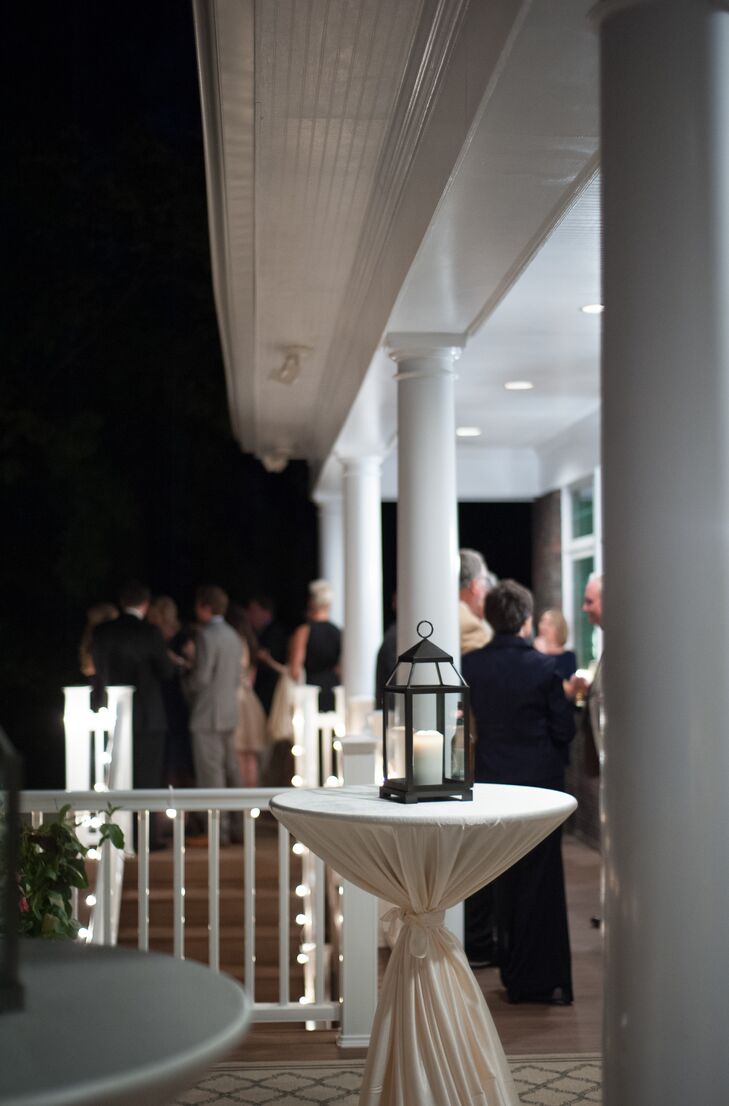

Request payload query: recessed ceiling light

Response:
[581,303,604,315]
[456,426,481,438]
[504,381,534,391]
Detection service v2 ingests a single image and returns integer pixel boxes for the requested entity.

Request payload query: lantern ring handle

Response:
[416,620,434,639]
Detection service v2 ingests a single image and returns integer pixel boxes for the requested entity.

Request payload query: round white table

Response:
[271,783,576,1106]
[0,941,250,1106]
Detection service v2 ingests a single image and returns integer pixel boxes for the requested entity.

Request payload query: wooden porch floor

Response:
[231,835,603,1061]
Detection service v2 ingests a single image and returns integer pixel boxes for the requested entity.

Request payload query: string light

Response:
[291,774,304,787]
[295,913,307,925]
[295,884,308,898]
[85,894,96,907]
[297,952,309,964]
[291,745,304,758]
[250,808,261,819]
[93,783,108,793]
[165,808,177,819]
[292,842,307,856]
[78,927,89,940]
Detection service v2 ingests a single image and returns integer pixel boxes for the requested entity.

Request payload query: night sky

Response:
[3,4,531,786]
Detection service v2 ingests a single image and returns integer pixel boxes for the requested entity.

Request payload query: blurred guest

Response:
[533,608,577,681]
[92,582,174,848]
[80,601,118,678]
[463,579,575,1005]
[147,596,195,787]
[244,595,288,715]
[374,593,397,709]
[185,586,242,844]
[459,549,492,655]
[228,605,267,787]
[288,579,341,712]
[459,550,496,967]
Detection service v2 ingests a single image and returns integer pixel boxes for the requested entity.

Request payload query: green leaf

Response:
[101,824,124,850]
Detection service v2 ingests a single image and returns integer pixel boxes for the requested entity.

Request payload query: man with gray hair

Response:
[459,548,493,656]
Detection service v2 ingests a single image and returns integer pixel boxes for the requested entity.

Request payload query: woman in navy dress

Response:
[462,580,575,1005]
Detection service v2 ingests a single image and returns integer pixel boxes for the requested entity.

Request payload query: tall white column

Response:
[599,4,729,1104]
[388,334,463,941]
[315,494,344,627]
[387,334,462,662]
[341,457,383,721]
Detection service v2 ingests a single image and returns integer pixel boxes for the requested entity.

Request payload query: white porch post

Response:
[341,456,383,728]
[315,493,344,628]
[599,3,729,1104]
[386,334,461,662]
[387,333,463,939]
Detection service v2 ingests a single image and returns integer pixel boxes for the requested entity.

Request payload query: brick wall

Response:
[531,490,562,617]
[532,489,600,849]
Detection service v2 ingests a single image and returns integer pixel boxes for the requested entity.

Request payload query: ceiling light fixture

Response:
[456,426,481,438]
[504,380,534,391]
[260,447,292,474]
[581,303,604,315]
[269,345,311,386]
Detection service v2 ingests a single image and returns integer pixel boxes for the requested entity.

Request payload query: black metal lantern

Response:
[380,621,473,803]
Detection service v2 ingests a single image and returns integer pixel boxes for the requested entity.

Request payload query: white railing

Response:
[19,787,340,1026]
[55,683,377,1042]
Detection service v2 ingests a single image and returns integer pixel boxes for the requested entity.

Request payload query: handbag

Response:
[267,671,296,742]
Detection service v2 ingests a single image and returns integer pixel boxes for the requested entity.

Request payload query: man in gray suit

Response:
[186,585,242,843]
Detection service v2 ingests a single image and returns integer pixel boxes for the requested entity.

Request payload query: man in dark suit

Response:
[462,579,575,1004]
[92,581,174,792]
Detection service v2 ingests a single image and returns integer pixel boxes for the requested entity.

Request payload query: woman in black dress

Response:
[462,580,575,1005]
[288,579,341,712]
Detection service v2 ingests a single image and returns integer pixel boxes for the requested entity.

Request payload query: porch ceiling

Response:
[193,0,600,487]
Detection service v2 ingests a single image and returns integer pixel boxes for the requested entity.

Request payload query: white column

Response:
[387,333,463,940]
[387,334,462,661]
[598,3,729,1104]
[340,457,383,723]
[316,494,344,627]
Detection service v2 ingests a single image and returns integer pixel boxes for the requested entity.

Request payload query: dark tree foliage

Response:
[3,4,317,784]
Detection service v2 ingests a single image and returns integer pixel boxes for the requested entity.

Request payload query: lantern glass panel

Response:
[384,691,406,778]
[412,660,443,686]
[444,693,466,780]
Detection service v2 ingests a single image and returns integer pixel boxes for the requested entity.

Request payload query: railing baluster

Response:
[244,810,255,1002]
[278,823,290,1006]
[314,855,326,1005]
[208,810,220,972]
[173,810,185,959]
[102,832,113,946]
[137,811,149,951]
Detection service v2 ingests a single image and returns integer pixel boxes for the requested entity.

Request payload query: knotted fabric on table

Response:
[271,784,575,1106]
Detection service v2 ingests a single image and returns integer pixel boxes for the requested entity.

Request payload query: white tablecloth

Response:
[0,941,250,1106]
[271,783,576,1106]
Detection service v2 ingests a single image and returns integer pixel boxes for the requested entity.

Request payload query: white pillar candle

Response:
[413,729,444,786]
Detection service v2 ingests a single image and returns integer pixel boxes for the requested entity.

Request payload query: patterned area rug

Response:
[171,1055,602,1105]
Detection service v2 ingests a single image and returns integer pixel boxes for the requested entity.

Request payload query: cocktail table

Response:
[271,782,576,1106]
[0,940,250,1106]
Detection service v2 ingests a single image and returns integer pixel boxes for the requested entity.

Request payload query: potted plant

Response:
[13,806,124,939]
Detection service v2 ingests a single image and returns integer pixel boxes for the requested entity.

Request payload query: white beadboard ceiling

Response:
[193,0,601,496]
